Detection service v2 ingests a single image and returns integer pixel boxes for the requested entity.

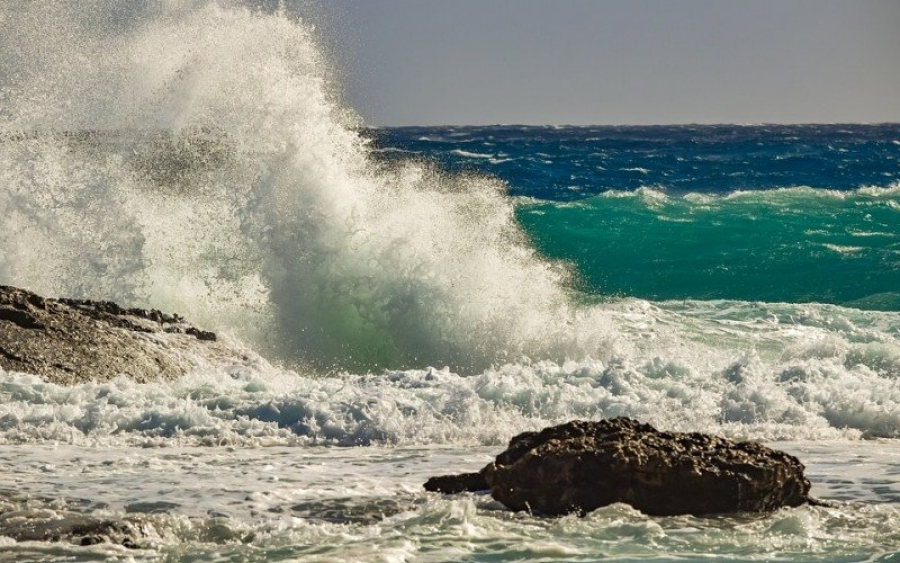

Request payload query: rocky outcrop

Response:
[426,418,814,516]
[0,285,250,385]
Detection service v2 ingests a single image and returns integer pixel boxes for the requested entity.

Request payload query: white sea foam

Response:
[1,298,899,447]
[2,442,899,561]
[592,184,900,205]
[858,181,900,197]
[598,186,669,203]
[450,149,495,159]
[847,229,897,238]
[821,243,865,255]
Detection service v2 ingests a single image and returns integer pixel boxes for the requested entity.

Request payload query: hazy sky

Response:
[322,0,900,126]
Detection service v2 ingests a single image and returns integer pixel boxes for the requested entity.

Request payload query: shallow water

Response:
[1,442,899,562]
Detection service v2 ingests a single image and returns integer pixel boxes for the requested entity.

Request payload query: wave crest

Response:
[0,2,613,372]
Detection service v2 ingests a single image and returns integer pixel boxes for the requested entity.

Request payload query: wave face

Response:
[0,2,608,373]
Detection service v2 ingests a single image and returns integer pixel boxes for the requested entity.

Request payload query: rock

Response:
[0,285,250,385]
[482,418,812,516]
[426,418,814,517]
[423,472,489,494]
[0,511,159,548]
[289,497,417,525]
[0,492,255,549]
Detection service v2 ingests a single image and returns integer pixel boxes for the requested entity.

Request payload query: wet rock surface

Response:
[0,513,160,548]
[427,418,814,516]
[423,472,489,494]
[288,497,422,525]
[0,494,252,549]
[0,285,248,384]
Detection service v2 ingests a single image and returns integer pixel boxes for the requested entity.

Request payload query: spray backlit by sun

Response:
[0,1,618,372]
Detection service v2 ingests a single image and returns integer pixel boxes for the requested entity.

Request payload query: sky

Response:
[319,0,900,126]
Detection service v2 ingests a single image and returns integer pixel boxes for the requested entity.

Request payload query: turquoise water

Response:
[519,187,900,308]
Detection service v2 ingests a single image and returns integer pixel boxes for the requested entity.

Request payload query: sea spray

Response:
[0,2,611,372]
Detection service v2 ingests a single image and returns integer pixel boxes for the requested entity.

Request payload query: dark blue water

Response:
[371,124,900,200]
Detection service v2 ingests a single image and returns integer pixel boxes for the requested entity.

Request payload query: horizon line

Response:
[366,121,900,129]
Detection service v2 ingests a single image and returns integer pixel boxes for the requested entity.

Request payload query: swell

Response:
[517,185,900,309]
[371,124,900,201]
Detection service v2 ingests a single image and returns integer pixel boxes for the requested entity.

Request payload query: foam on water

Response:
[2,443,900,561]
[1,298,899,447]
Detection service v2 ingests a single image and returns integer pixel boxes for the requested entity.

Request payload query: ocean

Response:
[372,125,900,309]
[2,3,900,561]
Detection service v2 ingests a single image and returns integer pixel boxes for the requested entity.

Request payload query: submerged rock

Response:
[0,513,160,548]
[427,418,813,517]
[0,285,250,385]
[289,497,422,525]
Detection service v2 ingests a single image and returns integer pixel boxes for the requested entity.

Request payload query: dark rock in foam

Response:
[0,285,249,385]
[426,417,814,516]
[0,513,158,548]
[424,472,489,494]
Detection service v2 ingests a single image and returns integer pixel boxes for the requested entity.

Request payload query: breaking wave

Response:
[1,2,900,449]
[0,1,613,373]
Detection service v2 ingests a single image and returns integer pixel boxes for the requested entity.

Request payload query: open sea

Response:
[1,3,900,561]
